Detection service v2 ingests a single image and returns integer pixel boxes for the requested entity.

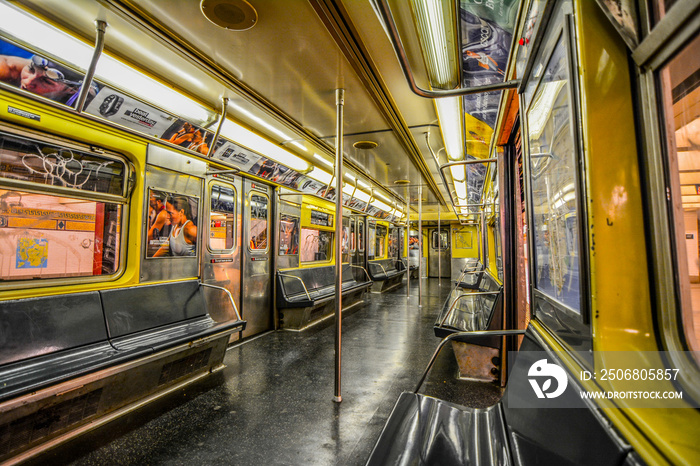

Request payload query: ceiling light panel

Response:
[409,0,460,90]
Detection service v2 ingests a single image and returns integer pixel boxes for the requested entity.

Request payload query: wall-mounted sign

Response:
[310,210,333,227]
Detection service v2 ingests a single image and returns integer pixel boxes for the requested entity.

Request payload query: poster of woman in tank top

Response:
[146,189,199,258]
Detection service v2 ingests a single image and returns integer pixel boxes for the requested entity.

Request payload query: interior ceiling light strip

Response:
[435,96,465,160]
[409,0,460,90]
[376,0,519,98]
[0,2,212,124]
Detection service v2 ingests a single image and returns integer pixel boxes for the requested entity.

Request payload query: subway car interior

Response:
[0,0,699,464]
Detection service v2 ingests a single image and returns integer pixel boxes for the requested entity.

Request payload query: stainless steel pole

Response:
[334,88,344,403]
[481,210,486,267]
[75,21,106,112]
[438,206,441,286]
[418,185,422,308]
[406,195,410,298]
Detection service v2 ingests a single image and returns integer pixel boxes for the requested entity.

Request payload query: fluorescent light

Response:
[354,190,371,203]
[358,179,371,190]
[95,57,211,124]
[289,141,307,151]
[409,0,460,90]
[450,164,465,182]
[313,153,333,168]
[454,180,467,201]
[375,191,392,203]
[229,101,304,151]
[0,3,212,125]
[307,167,333,185]
[221,119,310,172]
[0,4,93,68]
[435,97,465,160]
[371,198,392,212]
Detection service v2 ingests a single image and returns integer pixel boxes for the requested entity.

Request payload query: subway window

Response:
[388,227,400,259]
[375,225,387,258]
[350,219,356,252]
[300,227,332,263]
[249,193,268,250]
[432,230,449,250]
[279,214,300,256]
[342,217,350,262]
[358,220,365,252]
[527,30,581,314]
[209,184,236,251]
[658,33,700,352]
[0,131,127,281]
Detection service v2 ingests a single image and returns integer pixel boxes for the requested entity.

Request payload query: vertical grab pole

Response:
[406,195,410,298]
[438,206,441,286]
[334,88,345,403]
[418,185,422,308]
[481,210,486,267]
[75,20,107,112]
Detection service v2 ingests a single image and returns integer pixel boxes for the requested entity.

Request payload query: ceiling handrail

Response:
[375,0,520,99]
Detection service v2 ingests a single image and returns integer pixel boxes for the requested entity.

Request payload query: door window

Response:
[249,193,268,251]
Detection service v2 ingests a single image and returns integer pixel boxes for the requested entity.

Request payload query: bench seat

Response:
[366,327,633,466]
[367,258,406,292]
[0,342,126,402]
[454,260,484,290]
[0,280,245,462]
[277,264,372,329]
[109,316,242,353]
[366,392,508,466]
[434,272,503,381]
[434,272,503,339]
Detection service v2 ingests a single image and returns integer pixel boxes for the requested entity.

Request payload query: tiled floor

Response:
[30,278,501,465]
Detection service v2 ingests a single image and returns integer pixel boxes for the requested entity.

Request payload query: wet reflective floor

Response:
[30,278,501,465]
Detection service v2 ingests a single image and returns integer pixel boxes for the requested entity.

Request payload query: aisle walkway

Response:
[31,279,454,465]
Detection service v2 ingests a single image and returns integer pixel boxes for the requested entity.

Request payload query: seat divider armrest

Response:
[200,282,243,322]
[278,273,313,301]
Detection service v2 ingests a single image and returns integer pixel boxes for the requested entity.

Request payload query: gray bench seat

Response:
[366,392,508,465]
[277,264,371,309]
[367,259,406,292]
[366,328,633,466]
[434,272,503,339]
[0,281,245,402]
[276,264,372,329]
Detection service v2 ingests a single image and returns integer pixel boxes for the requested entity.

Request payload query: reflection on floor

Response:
[29,278,502,466]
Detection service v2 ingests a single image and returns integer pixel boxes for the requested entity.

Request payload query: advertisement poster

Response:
[146,189,199,258]
[84,87,178,138]
[460,0,518,157]
[212,140,263,172]
[160,119,215,156]
[0,38,101,107]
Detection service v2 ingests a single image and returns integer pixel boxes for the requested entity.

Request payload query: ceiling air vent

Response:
[353,141,378,150]
[200,0,258,31]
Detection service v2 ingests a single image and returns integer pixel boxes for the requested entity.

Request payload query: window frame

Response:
[299,226,333,264]
[633,1,700,399]
[0,124,132,289]
[521,3,592,357]
[207,181,237,254]
[247,191,270,253]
